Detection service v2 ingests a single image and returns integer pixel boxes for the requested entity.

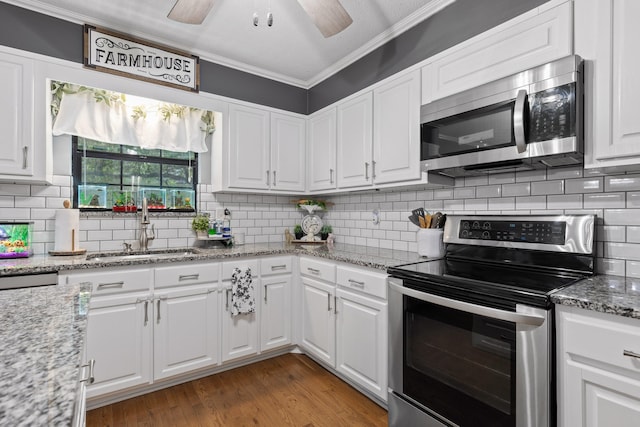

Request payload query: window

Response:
[73,136,198,212]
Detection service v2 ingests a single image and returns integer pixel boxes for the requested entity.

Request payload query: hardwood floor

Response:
[87,354,388,426]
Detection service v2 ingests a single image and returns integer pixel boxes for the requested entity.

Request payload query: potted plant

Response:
[320,225,332,240]
[191,214,210,238]
[294,224,304,240]
[112,191,137,213]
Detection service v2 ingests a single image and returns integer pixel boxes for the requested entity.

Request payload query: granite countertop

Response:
[0,282,91,426]
[551,275,640,319]
[0,242,426,277]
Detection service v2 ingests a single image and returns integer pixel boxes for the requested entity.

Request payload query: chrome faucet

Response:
[139,197,155,251]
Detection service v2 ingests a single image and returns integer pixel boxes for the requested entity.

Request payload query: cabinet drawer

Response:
[154,263,220,288]
[63,268,152,295]
[260,256,292,276]
[563,308,640,374]
[299,257,336,282]
[336,266,387,299]
[222,259,259,281]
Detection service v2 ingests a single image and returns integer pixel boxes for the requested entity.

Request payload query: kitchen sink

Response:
[86,248,201,262]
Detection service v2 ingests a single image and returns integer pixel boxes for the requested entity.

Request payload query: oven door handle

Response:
[389,281,545,327]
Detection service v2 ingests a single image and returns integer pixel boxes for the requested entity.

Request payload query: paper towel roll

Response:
[55,209,80,252]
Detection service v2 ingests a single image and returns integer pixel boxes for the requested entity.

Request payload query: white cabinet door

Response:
[336,288,387,401]
[260,275,292,351]
[228,103,270,190]
[270,112,305,191]
[585,0,640,166]
[307,108,337,191]
[337,92,373,188]
[373,70,421,184]
[0,51,34,178]
[582,367,640,427]
[421,1,572,103]
[153,285,219,380]
[85,295,152,398]
[301,277,336,367]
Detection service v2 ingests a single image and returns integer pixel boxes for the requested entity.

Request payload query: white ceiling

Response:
[5,0,454,88]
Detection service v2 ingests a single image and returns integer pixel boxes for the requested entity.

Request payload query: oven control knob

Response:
[482,231,491,239]
[461,230,469,238]
[483,222,491,230]
[472,221,480,229]
[462,221,470,229]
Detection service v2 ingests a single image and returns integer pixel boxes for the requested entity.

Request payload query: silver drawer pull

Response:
[271,265,287,270]
[623,350,640,359]
[327,293,331,311]
[80,359,95,384]
[307,267,320,274]
[144,300,149,326]
[97,281,124,289]
[348,279,365,287]
[179,274,199,281]
[226,289,231,311]
[264,285,268,303]
[23,146,28,169]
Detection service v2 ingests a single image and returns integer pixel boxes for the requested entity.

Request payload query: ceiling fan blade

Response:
[297,0,353,38]
[167,0,215,25]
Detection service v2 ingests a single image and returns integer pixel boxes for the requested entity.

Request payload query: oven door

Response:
[388,278,550,427]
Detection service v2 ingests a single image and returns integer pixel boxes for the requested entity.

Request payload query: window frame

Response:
[71,135,198,212]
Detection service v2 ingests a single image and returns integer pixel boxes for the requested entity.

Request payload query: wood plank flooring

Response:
[87,354,388,426]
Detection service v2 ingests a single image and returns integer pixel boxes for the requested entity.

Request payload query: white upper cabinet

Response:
[307,107,337,192]
[227,103,305,192]
[270,112,306,192]
[577,0,640,168]
[421,1,573,104]
[336,92,373,188]
[373,70,421,184]
[0,50,35,180]
[228,103,271,189]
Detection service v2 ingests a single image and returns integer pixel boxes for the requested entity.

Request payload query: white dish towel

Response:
[231,267,255,316]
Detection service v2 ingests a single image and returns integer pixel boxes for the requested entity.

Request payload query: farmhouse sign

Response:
[83,25,200,92]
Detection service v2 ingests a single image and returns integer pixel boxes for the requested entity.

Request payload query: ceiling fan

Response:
[167,0,353,37]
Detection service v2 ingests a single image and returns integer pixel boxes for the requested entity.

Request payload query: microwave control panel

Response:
[459,220,566,244]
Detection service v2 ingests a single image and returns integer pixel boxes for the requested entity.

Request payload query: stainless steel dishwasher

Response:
[0,272,58,290]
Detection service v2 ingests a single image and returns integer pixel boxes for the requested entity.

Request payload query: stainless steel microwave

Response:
[420,55,583,177]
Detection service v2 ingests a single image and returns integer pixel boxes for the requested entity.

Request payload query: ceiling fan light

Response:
[296,0,353,38]
[167,0,215,25]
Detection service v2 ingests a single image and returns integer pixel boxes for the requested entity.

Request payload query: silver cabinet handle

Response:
[266,170,270,186]
[157,299,161,323]
[623,350,640,359]
[327,293,331,311]
[226,289,231,311]
[348,279,365,288]
[330,168,334,184]
[273,170,277,186]
[365,162,369,180]
[307,267,320,274]
[97,281,124,290]
[22,146,28,169]
[389,281,545,327]
[372,160,376,179]
[271,264,286,271]
[334,295,338,314]
[178,274,199,281]
[264,285,268,303]
[80,359,95,384]
[514,89,528,153]
[144,300,149,326]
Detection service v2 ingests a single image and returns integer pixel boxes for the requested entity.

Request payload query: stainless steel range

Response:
[387,214,595,427]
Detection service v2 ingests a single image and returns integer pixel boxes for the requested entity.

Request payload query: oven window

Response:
[404,298,516,427]
[421,100,515,159]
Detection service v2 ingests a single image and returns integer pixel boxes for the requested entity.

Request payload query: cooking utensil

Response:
[430,212,442,229]
[412,208,426,219]
[436,213,447,228]
[408,215,421,227]
[418,215,426,228]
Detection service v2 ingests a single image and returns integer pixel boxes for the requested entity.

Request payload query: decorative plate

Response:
[301,214,323,235]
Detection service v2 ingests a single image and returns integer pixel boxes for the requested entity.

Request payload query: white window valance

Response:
[51,82,214,153]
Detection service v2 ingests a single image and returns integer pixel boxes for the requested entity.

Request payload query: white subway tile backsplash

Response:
[488,197,515,211]
[626,261,640,279]
[627,192,640,208]
[488,172,516,185]
[0,196,14,208]
[605,174,640,192]
[531,180,564,196]
[454,187,476,199]
[0,208,30,219]
[516,169,546,182]
[598,226,626,242]
[547,166,582,180]
[434,189,454,200]
[0,184,30,196]
[502,183,531,197]
[627,227,640,243]
[515,196,546,210]
[606,243,640,261]
[565,177,603,194]
[605,209,640,225]
[464,199,488,211]
[444,200,464,211]
[17,197,46,209]
[547,194,582,209]
[584,193,626,209]
[597,258,626,276]
[464,176,488,187]
[476,185,501,198]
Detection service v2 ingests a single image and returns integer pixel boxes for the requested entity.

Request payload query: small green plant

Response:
[191,214,210,232]
[320,225,332,234]
[295,199,327,210]
[293,224,304,240]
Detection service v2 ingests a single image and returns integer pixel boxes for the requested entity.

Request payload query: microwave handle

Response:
[514,89,528,153]
[389,280,544,327]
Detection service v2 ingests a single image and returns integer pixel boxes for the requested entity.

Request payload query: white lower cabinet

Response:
[221,259,259,362]
[260,256,293,352]
[557,305,640,427]
[153,285,219,380]
[336,288,387,401]
[301,276,336,366]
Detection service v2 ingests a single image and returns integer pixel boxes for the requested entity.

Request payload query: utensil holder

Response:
[417,229,445,258]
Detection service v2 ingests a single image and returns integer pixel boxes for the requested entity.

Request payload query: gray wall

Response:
[0,0,548,114]
[307,0,548,112]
